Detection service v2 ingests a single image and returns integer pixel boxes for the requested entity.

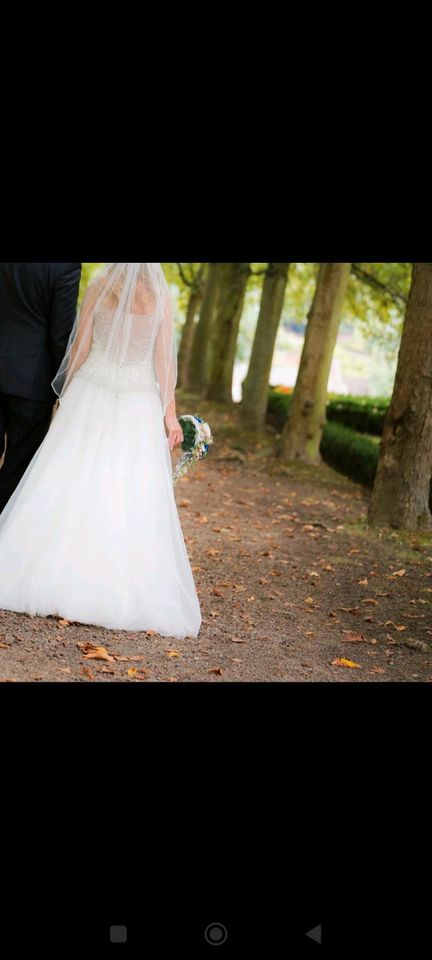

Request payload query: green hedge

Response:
[326,396,389,436]
[319,422,380,487]
[267,389,432,503]
[267,387,381,487]
[267,387,293,431]
[268,387,389,437]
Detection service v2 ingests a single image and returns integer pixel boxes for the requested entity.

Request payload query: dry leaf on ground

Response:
[332,658,362,669]
[78,642,114,662]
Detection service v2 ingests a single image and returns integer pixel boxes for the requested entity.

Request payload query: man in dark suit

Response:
[0,262,82,513]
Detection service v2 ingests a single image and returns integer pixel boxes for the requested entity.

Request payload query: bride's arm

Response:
[154,292,183,451]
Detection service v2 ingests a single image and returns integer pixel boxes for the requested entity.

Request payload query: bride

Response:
[0,263,202,639]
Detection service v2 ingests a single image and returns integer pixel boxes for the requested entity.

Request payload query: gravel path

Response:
[1,438,431,683]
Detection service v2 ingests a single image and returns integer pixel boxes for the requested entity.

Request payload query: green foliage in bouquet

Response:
[172,415,214,485]
[180,416,198,452]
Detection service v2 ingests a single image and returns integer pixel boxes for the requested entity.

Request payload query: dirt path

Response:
[1,424,431,684]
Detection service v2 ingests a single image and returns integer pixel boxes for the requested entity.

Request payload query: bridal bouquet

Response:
[172,414,214,484]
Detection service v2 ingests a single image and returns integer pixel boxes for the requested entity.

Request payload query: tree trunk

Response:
[280,262,351,463]
[177,266,206,389]
[188,263,223,394]
[368,263,432,531]
[240,263,290,432]
[206,263,250,404]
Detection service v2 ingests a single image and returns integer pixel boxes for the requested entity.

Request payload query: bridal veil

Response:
[51,263,177,416]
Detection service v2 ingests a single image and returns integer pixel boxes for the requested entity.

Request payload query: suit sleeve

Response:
[49,263,82,373]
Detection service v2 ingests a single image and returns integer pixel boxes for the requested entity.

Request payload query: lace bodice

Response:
[75,309,161,395]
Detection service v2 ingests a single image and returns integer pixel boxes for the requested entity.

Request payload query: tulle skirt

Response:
[0,376,202,638]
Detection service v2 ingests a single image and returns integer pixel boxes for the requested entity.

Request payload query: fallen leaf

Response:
[361,598,379,605]
[165,650,182,658]
[230,637,247,644]
[332,658,362,669]
[384,621,407,631]
[391,569,406,577]
[341,632,366,643]
[58,619,70,627]
[358,578,368,586]
[78,642,114,662]
[339,607,360,613]
[127,668,150,680]
[0,643,10,649]
[209,667,223,676]
[371,667,386,674]
[304,597,315,605]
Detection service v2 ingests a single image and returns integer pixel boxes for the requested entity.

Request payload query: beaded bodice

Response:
[75,309,160,394]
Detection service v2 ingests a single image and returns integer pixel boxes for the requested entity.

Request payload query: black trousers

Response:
[0,392,54,514]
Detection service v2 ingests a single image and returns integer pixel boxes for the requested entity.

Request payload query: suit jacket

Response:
[0,262,82,402]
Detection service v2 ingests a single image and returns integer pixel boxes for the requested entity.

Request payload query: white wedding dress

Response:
[0,307,202,639]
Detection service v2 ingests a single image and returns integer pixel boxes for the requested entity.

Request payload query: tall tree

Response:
[176,264,206,389]
[241,263,290,432]
[188,262,223,394]
[206,263,250,404]
[280,262,352,463]
[368,263,432,531]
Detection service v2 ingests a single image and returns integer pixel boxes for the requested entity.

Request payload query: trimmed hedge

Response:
[319,422,380,487]
[326,397,389,436]
[268,387,390,437]
[267,387,293,431]
[267,388,432,502]
[267,387,381,486]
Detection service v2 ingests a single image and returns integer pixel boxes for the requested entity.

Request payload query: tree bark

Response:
[280,262,352,463]
[177,265,206,389]
[188,263,223,394]
[240,263,290,432]
[206,263,250,404]
[368,263,432,531]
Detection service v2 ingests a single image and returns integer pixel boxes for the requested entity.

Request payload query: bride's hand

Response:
[165,416,184,452]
